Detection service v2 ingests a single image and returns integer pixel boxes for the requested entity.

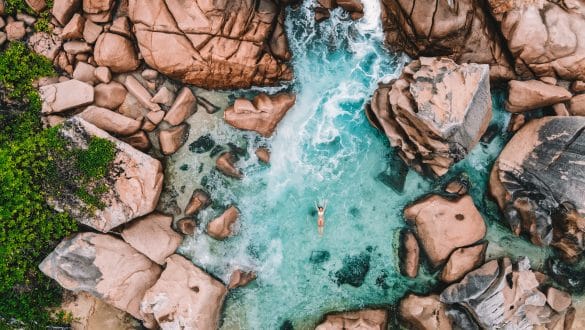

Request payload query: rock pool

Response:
[161,1,552,329]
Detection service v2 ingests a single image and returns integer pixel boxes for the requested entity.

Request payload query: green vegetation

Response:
[0,42,115,327]
[5,0,54,33]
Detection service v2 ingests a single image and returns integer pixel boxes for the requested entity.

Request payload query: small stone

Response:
[445,173,470,195]
[184,189,211,216]
[553,103,570,116]
[121,130,150,151]
[176,217,197,235]
[94,33,140,73]
[94,82,126,110]
[78,106,142,136]
[228,269,256,289]
[315,7,330,22]
[72,61,97,84]
[164,87,197,126]
[52,0,81,26]
[571,80,585,94]
[27,32,62,61]
[6,21,26,41]
[256,147,270,163]
[60,13,85,40]
[94,66,111,83]
[207,206,240,240]
[141,69,158,81]
[216,152,242,179]
[159,123,189,155]
[83,19,102,43]
[150,86,175,107]
[121,75,161,112]
[569,94,585,116]
[146,110,164,125]
[16,13,36,25]
[40,79,94,114]
[63,41,92,54]
[25,0,47,12]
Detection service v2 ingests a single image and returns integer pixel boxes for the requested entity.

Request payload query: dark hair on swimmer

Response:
[318,207,323,211]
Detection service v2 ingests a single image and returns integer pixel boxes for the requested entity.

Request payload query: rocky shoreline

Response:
[1,0,585,328]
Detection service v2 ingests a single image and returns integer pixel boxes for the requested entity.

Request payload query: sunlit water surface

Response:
[164,1,551,329]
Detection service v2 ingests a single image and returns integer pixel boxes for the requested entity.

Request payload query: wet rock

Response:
[40,79,94,114]
[399,229,419,278]
[487,0,585,81]
[207,206,240,240]
[61,13,85,40]
[310,250,331,264]
[52,0,81,26]
[505,80,572,113]
[60,291,138,330]
[370,57,492,177]
[83,0,114,23]
[121,212,182,265]
[444,173,470,196]
[441,242,487,283]
[189,134,215,153]
[216,152,243,179]
[224,93,296,137]
[314,7,330,22]
[399,294,452,330]
[121,130,150,151]
[184,189,211,216]
[228,269,257,289]
[330,252,370,287]
[380,0,514,80]
[39,232,161,325]
[159,123,190,155]
[490,117,585,258]
[6,21,26,41]
[164,87,197,126]
[140,254,227,330]
[94,82,126,109]
[50,118,163,232]
[256,147,271,163]
[441,257,571,329]
[78,106,141,136]
[176,217,197,235]
[315,309,388,330]
[404,194,486,267]
[376,151,408,193]
[94,33,140,73]
[128,0,293,89]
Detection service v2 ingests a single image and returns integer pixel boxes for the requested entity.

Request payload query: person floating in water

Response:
[315,201,327,236]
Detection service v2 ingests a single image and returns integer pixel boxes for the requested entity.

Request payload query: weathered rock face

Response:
[441,242,487,283]
[140,254,227,330]
[441,258,573,329]
[121,213,182,265]
[490,117,585,261]
[39,233,162,325]
[40,79,94,114]
[370,57,492,176]
[216,152,243,179]
[128,0,293,89]
[404,194,486,267]
[61,292,138,330]
[94,33,140,73]
[315,309,388,330]
[78,106,142,136]
[224,92,296,137]
[228,269,257,289]
[207,206,240,240]
[380,0,514,81]
[488,0,585,81]
[184,189,211,216]
[399,294,452,330]
[51,118,163,232]
[505,80,572,113]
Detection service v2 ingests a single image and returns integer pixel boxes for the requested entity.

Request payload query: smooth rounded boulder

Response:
[140,254,227,330]
[39,232,161,326]
[207,206,240,240]
[94,33,140,73]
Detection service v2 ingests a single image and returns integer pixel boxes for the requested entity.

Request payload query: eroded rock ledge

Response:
[128,0,293,89]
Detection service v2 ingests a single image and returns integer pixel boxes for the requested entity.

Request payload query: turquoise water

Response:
[172,1,551,329]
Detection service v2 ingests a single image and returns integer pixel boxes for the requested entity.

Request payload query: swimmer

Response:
[315,201,327,236]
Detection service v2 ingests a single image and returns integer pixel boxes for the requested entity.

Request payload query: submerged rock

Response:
[224,93,296,137]
[399,229,419,278]
[380,0,514,80]
[376,151,408,193]
[440,258,573,329]
[50,118,163,232]
[330,252,370,287]
[39,232,161,326]
[216,152,243,179]
[310,250,331,264]
[121,213,182,265]
[175,217,197,236]
[128,0,293,88]
[490,117,585,260]
[228,269,257,289]
[140,254,227,329]
[370,57,492,176]
[184,189,211,216]
[404,194,486,267]
[189,134,215,154]
[256,147,271,164]
[315,309,388,330]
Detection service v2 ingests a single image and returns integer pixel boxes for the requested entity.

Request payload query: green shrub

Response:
[5,0,54,33]
[0,42,114,327]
